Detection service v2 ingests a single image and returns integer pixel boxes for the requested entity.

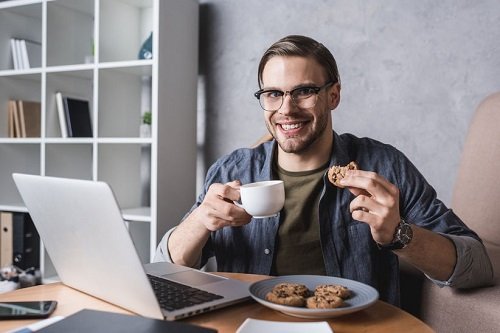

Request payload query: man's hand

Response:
[339,169,457,281]
[339,170,400,245]
[168,180,252,267]
[193,180,252,231]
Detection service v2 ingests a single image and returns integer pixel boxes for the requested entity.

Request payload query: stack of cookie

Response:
[265,283,351,309]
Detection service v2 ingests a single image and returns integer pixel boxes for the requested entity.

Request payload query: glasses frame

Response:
[254,81,334,112]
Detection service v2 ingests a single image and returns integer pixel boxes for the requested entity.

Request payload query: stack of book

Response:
[10,38,41,70]
[7,100,41,138]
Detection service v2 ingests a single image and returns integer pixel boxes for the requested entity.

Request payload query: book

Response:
[62,95,92,137]
[18,100,41,137]
[8,99,21,138]
[55,92,68,138]
[20,39,30,69]
[9,38,40,70]
[10,38,19,70]
[37,309,217,333]
[8,100,15,138]
[0,212,14,267]
[24,39,42,68]
[15,39,24,69]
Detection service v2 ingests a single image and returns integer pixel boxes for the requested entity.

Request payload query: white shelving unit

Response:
[0,0,199,280]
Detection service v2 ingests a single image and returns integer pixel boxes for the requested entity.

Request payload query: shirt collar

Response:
[260,130,351,179]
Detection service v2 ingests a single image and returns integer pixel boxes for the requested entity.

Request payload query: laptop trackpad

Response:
[163,270,224,286]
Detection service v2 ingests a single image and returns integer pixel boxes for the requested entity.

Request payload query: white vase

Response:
[140,124,151,138]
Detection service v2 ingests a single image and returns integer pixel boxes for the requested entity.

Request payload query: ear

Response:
[328,82,341,110]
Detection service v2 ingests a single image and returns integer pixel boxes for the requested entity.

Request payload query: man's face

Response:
[261,56,338,154]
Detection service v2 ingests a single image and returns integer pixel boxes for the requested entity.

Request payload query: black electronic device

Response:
[62,96,92,137]
[0,300,57,319]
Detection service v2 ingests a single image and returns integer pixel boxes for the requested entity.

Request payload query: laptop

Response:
[12,173,251,320]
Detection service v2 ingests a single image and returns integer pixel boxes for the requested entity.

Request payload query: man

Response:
[156,35,493,305]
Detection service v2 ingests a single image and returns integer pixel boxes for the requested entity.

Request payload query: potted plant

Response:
[140,111,152,137]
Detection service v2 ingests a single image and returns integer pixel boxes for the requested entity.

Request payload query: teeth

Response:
[281,123,302,130]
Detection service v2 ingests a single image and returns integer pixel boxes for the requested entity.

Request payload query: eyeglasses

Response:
[254,81,333,112]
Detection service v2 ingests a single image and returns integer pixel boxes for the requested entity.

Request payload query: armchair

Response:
[402,92,500,333]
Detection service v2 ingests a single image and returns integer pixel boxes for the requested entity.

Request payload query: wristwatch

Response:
[377,218,413,250]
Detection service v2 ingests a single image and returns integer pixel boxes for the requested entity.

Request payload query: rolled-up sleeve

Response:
[428,235,494,288]
[153,226,204,269]
[153,227,176,263]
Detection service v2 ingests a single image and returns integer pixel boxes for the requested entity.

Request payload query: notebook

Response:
[12,173,250,321]
[36,309,216,333]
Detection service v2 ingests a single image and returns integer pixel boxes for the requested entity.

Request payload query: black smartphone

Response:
[0,301,57,319]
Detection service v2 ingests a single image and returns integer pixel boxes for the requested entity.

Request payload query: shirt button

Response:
[264,249,271,255]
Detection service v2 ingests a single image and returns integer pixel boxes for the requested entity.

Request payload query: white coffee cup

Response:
[234,180,285,218]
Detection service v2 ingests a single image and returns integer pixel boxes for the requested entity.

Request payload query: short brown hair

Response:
[257,35,341,88]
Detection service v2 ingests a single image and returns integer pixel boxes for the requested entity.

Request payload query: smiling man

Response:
[156,35,493,306]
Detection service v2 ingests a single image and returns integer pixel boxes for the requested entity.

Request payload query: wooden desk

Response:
[0,273,434,333]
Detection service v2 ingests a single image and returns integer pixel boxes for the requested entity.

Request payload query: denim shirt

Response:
[170,131,487,305]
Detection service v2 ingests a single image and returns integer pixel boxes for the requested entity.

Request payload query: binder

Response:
[0,212,13,267]
[12,213,40,270]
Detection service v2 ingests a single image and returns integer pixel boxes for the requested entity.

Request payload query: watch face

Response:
[377,220,413,250]
[397,222,413,245]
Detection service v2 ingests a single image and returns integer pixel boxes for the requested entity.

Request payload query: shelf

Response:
[45,143,93,180]
[0,68,42,76]
[46,0,94,67]
[0,0,199,275]
[99,0,153,63]
[0,60,153,76]
[0,138,42,144]
[0,1,42,71]
[122,206,151,222]
[98,65,151,138]
[0,204,29,213]
[98,59,153,71]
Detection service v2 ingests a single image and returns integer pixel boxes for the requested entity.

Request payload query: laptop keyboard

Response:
[147,274,224,311]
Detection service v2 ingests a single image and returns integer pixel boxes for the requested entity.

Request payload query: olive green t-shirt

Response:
[272,161,329,276]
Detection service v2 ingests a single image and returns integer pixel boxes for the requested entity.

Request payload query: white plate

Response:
[236,318,333,333]
[249,275,379,319]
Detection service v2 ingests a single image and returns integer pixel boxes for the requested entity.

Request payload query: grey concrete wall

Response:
[197,0,500,205]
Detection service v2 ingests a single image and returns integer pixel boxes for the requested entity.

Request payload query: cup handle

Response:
[233,200,244,209]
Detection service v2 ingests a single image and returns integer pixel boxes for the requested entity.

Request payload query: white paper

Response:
[236,318,333,333]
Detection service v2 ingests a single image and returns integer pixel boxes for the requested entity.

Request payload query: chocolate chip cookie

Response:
[314,284,352,299]
[265,283,310,307]
[327,161,359,188]
[306,294,345,309]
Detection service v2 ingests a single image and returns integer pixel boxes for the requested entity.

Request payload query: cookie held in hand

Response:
[327,161,358,188]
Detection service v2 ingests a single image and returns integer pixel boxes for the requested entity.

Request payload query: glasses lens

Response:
[291,87,318,109]
[259,91,283,111]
